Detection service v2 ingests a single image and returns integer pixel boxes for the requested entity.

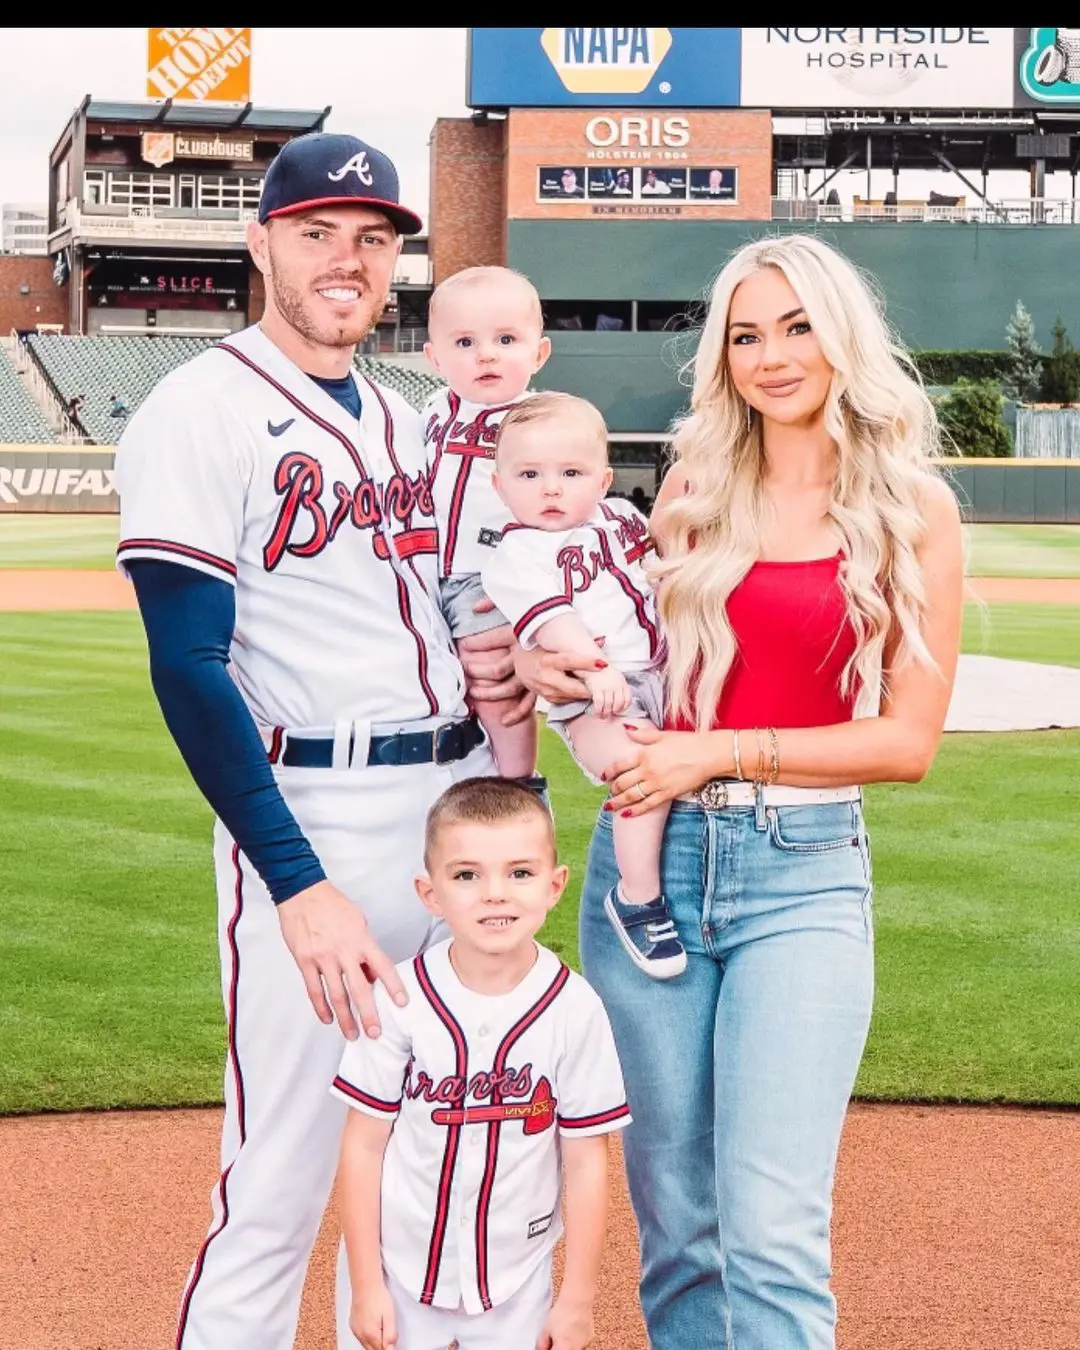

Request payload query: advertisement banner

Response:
[147,28,251,103]
[740,28,1015,109]
[468,28,741,108]
[0,447,117,514]
[1016,28,1080,106]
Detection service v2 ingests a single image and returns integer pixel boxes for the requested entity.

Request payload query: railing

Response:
[771,197,1080,226]
[8,330,92,445]
[66,203,255,244]
[360,328,429,356]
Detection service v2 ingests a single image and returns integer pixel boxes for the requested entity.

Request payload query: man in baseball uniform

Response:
[116,133,526,1350]
[334,777,630,1350]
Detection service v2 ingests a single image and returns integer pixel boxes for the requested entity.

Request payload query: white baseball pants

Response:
[371,1260,553,1350]
[174,739,495,1350]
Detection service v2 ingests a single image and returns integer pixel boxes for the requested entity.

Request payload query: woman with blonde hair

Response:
[518,233,963,1348]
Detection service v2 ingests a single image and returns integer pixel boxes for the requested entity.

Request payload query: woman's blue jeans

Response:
[580,798,874,1350]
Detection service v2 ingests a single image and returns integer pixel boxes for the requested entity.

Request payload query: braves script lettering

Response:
[557,543,607,597]
[404,1061,535,1105]
[263,451,432,571]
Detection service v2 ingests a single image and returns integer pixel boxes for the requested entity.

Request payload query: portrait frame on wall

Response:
[537,165,587,199]
[688,166,738,202]
[636,165,688,199]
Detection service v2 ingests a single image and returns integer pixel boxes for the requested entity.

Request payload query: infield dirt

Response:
[1,1102,1078,1350]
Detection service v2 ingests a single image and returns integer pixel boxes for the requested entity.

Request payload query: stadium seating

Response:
[354,355,444,410]
[19,334,445,443]
[0,345,56,443]
[26,334,217,445]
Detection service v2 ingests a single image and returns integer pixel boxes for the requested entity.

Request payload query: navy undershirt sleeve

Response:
[128,559,326,905]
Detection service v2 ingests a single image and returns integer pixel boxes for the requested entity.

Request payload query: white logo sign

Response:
[328,152,374,186]
[585,115,690,148]
[740,27,1015,109]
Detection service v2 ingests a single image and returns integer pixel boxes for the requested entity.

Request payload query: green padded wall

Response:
[511,220,1080,433]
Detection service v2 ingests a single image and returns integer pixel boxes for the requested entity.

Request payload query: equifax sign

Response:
[147,28,251,103]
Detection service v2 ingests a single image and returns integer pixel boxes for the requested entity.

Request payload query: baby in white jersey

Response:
[422,266,552,783]
[481,392,687,980]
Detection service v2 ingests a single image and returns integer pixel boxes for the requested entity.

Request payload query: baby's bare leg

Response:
[565,713,670,903]
[470,681,538,779]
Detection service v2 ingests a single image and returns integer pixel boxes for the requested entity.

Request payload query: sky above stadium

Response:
[0,27,471,226]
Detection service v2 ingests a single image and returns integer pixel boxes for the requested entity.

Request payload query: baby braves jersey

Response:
[116,325,464,733]
[481,499,659,670]
[332,940,629,1314]
[423,388,523,579]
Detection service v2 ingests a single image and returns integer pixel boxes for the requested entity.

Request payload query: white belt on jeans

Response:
[677,782,862,810]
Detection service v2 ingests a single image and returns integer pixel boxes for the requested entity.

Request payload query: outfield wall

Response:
[2,444,1078,523]
[0,445,116,513]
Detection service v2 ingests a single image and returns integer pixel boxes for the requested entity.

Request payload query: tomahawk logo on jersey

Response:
[331,940,630,1314]
[116,324,463,733]
[480,498,659,670]
[423,387,527,578]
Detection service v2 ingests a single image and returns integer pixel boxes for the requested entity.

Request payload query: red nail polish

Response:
[602,802,613,812]
[595,660,608,669]
[620,809,633,818]
[623,723,636,730]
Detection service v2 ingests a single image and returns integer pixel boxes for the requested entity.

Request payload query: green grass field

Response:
[1,517,1079,577]
[2,607,1079,1113]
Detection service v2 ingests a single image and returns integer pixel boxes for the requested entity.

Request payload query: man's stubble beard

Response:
[267,253,387,351]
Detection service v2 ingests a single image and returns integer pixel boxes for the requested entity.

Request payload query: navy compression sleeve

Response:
[128,559,326,904]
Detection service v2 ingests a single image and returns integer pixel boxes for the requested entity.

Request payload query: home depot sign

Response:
[147,28,251,102]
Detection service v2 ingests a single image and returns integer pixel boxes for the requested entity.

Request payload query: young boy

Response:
[422,267,551,784]
[480,393,686,980]
[333,777,629,1350]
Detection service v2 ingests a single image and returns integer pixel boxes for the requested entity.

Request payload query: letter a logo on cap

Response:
[328,152,374,186]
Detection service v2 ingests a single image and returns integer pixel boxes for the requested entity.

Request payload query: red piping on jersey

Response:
[332,1076,401,1113]
[439,402,514,577]
[415,953,469,1306]
[216,343,440,717]
[176,844,247,1348]
[475,962,570,1311]
[591,526,659,660]
[267,726,284,764]
[427,390,459,484]
[512,594,573,642]
[558,1103,631,1130]
[118,538,238,578]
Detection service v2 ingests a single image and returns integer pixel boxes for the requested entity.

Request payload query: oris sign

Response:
[584,116,691,148]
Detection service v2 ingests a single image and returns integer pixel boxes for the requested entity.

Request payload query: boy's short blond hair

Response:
[428,266,543,331]
[495,391,609,460]
[423,777,555,869]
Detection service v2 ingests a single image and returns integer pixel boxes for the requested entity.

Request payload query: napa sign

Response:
[467,27,741,108]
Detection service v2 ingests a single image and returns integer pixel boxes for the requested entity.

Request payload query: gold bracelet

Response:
[754,727,767,786]
[732,729,744,781]
[767,727,780,786]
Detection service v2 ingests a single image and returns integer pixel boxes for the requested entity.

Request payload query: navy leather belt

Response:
[279,717,484,769]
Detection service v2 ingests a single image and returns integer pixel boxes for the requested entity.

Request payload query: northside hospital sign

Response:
[468,27,1072,110]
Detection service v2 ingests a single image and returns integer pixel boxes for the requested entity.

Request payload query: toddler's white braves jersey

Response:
[116,325,465,732]
[331,940,629,1314]
[423,388,522,579]
[481,498,659,670]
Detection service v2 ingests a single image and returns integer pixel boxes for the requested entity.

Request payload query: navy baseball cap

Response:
[258,132,422,235]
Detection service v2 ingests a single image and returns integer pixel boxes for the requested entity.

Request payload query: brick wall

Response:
[0,257,68,332]
[429,119,508,283]
[506,109,773,222]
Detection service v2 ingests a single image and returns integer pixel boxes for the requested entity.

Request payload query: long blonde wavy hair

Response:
[653,233,942,731]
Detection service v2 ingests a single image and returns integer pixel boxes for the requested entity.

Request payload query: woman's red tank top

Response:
[671,554,858,731]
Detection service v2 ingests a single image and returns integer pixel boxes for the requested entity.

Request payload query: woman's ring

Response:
[634,782,648,802]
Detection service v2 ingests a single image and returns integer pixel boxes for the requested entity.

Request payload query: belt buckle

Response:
[434,722,460,765]
[698,779,729,811]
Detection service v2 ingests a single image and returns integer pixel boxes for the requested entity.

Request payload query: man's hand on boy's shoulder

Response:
[536,1293,595,1350]
[350,1277,398,1350]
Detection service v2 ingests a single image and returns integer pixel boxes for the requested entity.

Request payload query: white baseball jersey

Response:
[423,388,522,579]
[331,940,630,1315]
[480,498,659,670]
[116,324,465,733]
